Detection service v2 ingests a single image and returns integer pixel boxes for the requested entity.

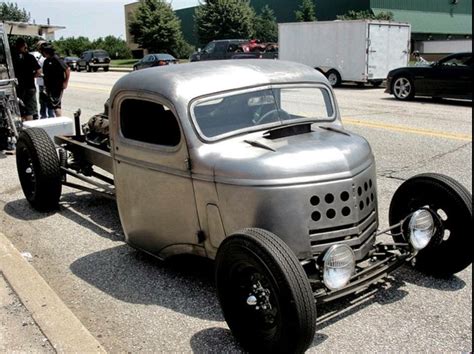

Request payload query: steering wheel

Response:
[253,109,291,125]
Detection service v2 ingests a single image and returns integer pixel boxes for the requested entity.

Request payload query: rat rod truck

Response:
[16,61,472,353]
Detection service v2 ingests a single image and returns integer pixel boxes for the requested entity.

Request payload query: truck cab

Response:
[15,60,472,354]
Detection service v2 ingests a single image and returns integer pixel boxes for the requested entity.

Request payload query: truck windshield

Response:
[193,86,335,140]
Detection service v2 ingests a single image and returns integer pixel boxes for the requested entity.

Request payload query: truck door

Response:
[111,93,202,258]
[368,23,410,80]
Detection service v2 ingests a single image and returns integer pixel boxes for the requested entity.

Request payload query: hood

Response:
[193,127,374,186]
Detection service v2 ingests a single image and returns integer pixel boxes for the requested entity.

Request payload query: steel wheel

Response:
[389,174,472,276]
[16,128,62,212]
[393,77,415,100]
[326,70,341,87]
[216,229,317,353]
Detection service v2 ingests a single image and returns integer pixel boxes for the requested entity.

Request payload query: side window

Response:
[0,35,9,80]
[204,42,215,54]
[442,55,471,67]
[215,42,227,53]
[120,99,181,147]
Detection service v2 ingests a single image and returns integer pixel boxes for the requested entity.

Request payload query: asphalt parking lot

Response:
[1,70,472,352]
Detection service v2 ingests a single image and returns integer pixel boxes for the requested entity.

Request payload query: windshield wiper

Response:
[244,139,276,152]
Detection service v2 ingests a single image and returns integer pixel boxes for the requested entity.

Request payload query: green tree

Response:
[337,10,394,21]
[128,0,189,57]
[53,37,92,57]
[92,36,132,59]
[195,0,256,45]
[295,0,317,22]
[0,2,30,22]
[254,5,278,42]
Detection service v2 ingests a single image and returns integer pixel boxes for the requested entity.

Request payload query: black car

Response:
[386,52,472,101]
[63,56,80,71]
[133,54,178,71]
[77,50,111,72]
[189,39,247,62]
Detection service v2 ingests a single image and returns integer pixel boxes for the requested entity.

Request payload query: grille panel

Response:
[307,167,378,260]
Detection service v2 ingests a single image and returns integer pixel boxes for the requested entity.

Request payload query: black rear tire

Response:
[16,128,62,212]
[216,228,317,354]
[104,66,109,72]
[389,173,472,276]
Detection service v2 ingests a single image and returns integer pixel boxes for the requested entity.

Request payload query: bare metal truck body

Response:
[279,20,411,86]
[15,60,472,353]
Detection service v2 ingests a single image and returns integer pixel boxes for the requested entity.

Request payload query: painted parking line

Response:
[344,118,473,142]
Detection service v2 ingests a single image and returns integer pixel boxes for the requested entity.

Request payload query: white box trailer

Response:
[279,20,411,87]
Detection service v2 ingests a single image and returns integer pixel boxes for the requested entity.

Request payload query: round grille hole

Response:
[342,207,351,217]
[325,194,335,204]
[369,179,373,188]
[358,187,363,196]
[312,211,322,222]
[311,196,320,206]
[327,209,336,219]
[340,191,350,202]
[359,201,365,210]
[364,182,368,191]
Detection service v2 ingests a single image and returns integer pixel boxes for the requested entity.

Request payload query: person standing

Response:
[12,38,41,121]
[39,43,70,117]
[34,43,55,118]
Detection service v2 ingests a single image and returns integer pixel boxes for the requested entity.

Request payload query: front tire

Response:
[392,76,415,101]
[216,228,317,353]
[16,128,62,212]
[389,174,472,276]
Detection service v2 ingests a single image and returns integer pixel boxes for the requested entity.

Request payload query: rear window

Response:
[120,99,181,147]
[93,51,109,58]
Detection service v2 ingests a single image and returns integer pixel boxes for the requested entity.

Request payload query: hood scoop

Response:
[264,123,313,140]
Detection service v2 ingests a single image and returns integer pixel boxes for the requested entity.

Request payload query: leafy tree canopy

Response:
[254,5,278,43]
[337,10,394,21]
[195,0,256,45]
[129,0,190,57]
[0,2,30,22]
[295,0,317,22]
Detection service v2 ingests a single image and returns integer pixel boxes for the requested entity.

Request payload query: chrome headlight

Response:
[323,245,355,291]
[408,209,436,250]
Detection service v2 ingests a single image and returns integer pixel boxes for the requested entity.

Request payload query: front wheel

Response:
[389,173,472,276]
[392,76,415,100]
[104,66,109,72]
[216,228,317,353]
[16,128,62,212]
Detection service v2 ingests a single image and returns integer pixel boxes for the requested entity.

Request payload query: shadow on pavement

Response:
[190,327,241,352]
[70,246,223,321]
[396,265,466,291]
[4,192,124,242]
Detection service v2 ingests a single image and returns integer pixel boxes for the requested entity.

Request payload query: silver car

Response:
[16,60,472,353]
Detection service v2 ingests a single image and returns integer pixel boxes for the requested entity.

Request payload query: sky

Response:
[12,0,200,39]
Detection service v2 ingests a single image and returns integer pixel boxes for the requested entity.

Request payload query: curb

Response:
[109,67,133,72]
[0,232,106,353]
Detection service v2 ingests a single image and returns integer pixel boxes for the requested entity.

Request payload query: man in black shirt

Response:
[12,38,41,121]
[39,43,70,117]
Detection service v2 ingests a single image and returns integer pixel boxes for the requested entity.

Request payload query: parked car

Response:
[189,39,248,61]
[15,60,472,353]
[77,50,111,72]
[386,52,473,101]
[63,56,80,71]
[133,54,178,71]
